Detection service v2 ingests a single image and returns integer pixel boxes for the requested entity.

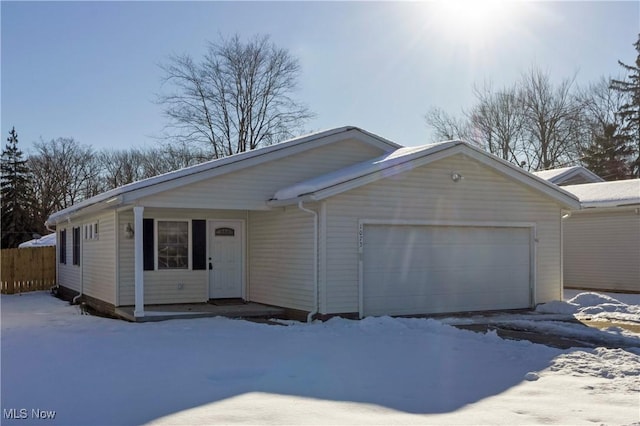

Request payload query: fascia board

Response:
[459,146,581,209]
[47,195,123,225]
[266,195,316,207]
[573,203,640,212]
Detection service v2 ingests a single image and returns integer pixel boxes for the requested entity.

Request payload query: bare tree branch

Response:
[157,34,313,158]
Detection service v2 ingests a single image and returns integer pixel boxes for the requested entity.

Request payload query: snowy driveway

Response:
[1,292,639,425]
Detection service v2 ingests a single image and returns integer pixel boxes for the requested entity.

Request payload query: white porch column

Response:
[133,206,145,318]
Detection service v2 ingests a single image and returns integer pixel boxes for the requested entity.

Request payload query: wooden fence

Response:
[1,246,56,294]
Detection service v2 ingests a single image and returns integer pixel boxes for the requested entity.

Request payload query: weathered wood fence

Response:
[1,247,56,294]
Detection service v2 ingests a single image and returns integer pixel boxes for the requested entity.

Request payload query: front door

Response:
[208,221,243,299]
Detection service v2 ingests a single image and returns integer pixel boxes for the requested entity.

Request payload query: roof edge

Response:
[46,126,399,224]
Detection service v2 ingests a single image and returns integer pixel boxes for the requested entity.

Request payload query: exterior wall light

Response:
[125,223,134,239]
[451,172,464,182]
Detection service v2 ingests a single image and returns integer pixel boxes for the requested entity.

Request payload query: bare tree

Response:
[139,143,210,179]
[98,148,147,189]
[580,76,627,129]
[29,138,101,215]
[519,67,583,170]
[466,83,526,165]
[424,107,470,141]
[157,34,313,158]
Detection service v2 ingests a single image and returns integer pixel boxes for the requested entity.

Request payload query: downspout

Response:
[72,224,84,305]
[45,221,60,294]
[560,209,572,301]
[298,201,318,323]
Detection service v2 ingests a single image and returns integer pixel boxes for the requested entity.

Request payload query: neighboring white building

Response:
[533,166,604,186]
[45,127,579,320]
[18,233,56,248]
[562,179,640,293]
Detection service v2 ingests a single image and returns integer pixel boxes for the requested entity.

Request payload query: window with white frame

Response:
[83,222,99,240]
[157,221,189,269]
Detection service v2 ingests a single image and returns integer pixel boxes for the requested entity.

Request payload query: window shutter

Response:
[192,220,206,270]
[59,229,67,264]
[143,218,154,271]
[72,227,81,266]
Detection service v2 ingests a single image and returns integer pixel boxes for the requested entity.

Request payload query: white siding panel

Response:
[118,208,248,306]
[140,139,385,210]
[564,209,640,292]
[325,154,562,314]
[249,207,315,311]
[81,211,116,304]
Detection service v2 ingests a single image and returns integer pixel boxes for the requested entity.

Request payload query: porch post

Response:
[133,206,145,317]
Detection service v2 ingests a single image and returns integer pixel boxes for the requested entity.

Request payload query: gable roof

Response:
[270,140,580,209]
[46,127,399,226]
[562,179,640,208]
[533,166,604,185]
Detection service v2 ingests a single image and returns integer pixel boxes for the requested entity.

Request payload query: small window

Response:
[157,221,188,269]
[72,227,81,266]
[59,229,67,264]
[83,222,99,240]
[215,227,235,236]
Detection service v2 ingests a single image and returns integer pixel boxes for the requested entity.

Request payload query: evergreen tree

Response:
[610,34,640,177]
[582,123,633,180]
[1,127,34,248]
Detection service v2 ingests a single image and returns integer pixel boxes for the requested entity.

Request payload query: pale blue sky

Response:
[2,1,638,153]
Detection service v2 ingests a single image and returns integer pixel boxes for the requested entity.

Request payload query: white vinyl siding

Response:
[564,208,640,292]
[249,207,315,311]
[81,211,116,304]
[57,212,116,304]
[139,139,385,210]
[117,208,247,306]
[323,154,563,314]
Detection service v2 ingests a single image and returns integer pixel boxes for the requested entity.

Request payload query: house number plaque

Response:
[215,227,235,236]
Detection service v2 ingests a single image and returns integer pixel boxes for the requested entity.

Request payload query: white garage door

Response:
[362,225,532,316]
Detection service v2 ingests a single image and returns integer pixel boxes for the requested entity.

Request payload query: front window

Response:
[157,221,188,269]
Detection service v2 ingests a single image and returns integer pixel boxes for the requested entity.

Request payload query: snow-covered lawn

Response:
[1,291,639,425]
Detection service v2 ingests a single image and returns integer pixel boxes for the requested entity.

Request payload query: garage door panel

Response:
[363,225,531,316]
[365,288,531,316]
[365,243,529,270]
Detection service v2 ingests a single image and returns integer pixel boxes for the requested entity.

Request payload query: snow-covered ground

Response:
[1,291,639,425]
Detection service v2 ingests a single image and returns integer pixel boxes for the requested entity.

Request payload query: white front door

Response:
[209,221,243,299]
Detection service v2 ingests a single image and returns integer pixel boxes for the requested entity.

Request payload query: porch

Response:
[115,301,285,322]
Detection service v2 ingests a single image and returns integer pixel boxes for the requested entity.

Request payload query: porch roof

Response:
[46,127,399,226]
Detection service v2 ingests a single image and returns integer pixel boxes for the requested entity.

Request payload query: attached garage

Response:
[361,224,533,316]
[272,138,580,318]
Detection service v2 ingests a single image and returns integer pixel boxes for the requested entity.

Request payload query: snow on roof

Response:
[18,233,56,248]
[273,140,579,209]
[46,126,399,225]
[272,141,456,201]
[563,179,640,208]
[533,166,604,184]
